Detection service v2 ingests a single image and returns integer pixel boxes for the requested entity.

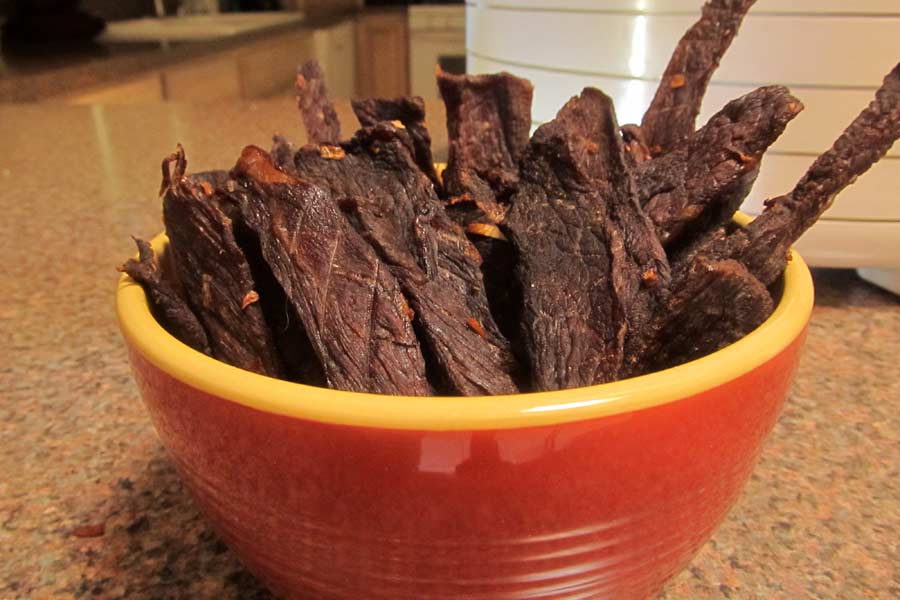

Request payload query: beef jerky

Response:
[225,204,326,387]
[270,134,298,175]
[186,164,323,383]
[675,63,900,286]
[118,237,210,354]
[467,230,524,366]
[641,0,758,154]
[160,147,284,378]
[231,145,430,396]
[631,257,773,375]
[638,86,803,247]
[294,124,519,395]
[193,170,231,191]
[621,124,652,165]
[503,88,669,391]
[437,69,534,221]
[351,96,441,191]
[295,60,341,145]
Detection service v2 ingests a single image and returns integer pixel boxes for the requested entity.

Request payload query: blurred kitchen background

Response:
[1,0,898,290]
[0,0,465,102]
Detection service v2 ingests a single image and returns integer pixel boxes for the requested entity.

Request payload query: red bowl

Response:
[116,231,813,599]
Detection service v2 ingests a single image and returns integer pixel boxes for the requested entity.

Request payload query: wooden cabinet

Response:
[54,16,365,104]
[162,54,241,101]
[62,72,163,104]
[313,20,356,98]
[355,9,409,98]
[237,30,315,99]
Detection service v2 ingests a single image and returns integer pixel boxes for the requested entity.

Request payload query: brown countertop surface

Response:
[1,99,898,599]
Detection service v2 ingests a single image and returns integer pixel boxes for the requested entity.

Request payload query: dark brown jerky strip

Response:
[231,146,430,396]
[225,201,326,387]
[503,88,669,390]
[270,134,298,175]
[641,0,758,154]
[638,86,803,247]
[630,257,773,376]
[437,68,534,219]
[295,60,341,145]
[160,146,284,378]
[294,125,519,395]
[351,96,441,191]
[620,124,652,166]
[468,233,524,369]
[193,170,231,191]
[675,63,900,286]
[118,237,210,354]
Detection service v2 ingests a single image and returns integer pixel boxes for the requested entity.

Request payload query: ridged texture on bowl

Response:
[127,328,805,599]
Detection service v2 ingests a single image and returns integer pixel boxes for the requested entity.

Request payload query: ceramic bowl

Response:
[116,230,813,599]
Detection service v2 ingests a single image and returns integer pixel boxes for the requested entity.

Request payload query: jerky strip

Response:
[160,147,284,377]
[630,258,773,376]
[468,234,524,370]
[295,125,519,395]
[621,124,652,166]
[437,68,534,220]
[638,86,803,247]
[118,237,210,354]
[503,89,669,390]
[270,134,298,175]
[231,146,430,396]
[675,63,900,286]
[295,60,341,145]
[641,0,758,153]
[351,96,441,191]
[226,203,326,386]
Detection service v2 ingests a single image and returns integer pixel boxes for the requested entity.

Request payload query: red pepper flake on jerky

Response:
[637,85,803,247]
[118,237,210,355]
[294,123,520,395]
[351,96,442,192]
[231,145,430,396]
[437,68,534,224]
[503,88,670,391]
[675,63,900,287]
[295,60,341,145]
[160,146,284,377]
[640,0,758,154]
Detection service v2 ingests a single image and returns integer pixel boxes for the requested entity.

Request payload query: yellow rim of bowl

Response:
[116,213,814,431]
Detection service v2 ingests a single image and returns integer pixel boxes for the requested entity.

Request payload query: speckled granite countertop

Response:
[1,100,898,599]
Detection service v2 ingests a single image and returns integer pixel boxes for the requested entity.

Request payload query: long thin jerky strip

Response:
[351,96,442,191]
[118,237,210,354]
[503,88,669,391]
[231,146,430,396]
[295,60,341,145]
[437,68,534,220]
[294,125,519,395]
[160,147,284,378]
[675,63,900,286]
[640,0,758,154]
[638,85,803,246]
[631,257,773,376]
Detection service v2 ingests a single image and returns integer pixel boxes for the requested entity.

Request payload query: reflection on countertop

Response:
[0,100,897,599]
[0,10,348,102]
